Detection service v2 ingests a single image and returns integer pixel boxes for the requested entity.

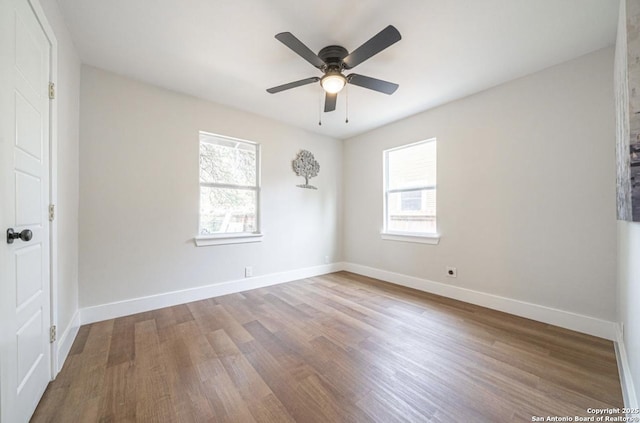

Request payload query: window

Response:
[383,139,438,243]
[196,132,261,246]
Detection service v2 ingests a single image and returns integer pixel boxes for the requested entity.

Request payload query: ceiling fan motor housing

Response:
[318,45,349,71]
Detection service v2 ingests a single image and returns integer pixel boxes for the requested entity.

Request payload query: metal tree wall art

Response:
[292,150,320,189]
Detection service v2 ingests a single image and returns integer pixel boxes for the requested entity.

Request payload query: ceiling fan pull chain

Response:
[318,90,322,126]
[345,84,349,124]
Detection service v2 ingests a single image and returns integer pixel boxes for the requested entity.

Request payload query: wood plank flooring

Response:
[32,272,624,422]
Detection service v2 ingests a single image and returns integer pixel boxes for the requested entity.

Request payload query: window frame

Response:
[195,131,263,247]
[382,138,440,245]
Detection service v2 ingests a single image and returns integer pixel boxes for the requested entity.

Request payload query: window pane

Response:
[387,189,436,234]
[200,135,257,186]
[401,190,422,211]
[388,141,436,190]
[199,187,257,235]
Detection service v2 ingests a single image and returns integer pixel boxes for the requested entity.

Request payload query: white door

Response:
[0,0,52,421]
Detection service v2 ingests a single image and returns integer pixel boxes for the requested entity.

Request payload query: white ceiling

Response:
[56,0,618,139]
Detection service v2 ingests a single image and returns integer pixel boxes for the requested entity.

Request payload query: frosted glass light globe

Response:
[321,74,346,94]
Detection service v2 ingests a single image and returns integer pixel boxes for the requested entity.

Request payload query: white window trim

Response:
[382,138,438,242]
[195,233,264,247]
[196,132,262,247]
[380,232,440,245]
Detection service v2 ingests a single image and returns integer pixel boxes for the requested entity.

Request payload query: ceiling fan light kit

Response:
[320,73,346,94]
[267,25,402,119]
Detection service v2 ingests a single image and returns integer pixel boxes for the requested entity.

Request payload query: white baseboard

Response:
[56,309,80,374]
[615,324,639,410]
[342,262,617,341]
[80,263,343,325]
[79,261,618,340]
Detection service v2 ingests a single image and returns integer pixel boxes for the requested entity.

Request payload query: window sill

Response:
[195,233,263,247]
[381,232,440,245]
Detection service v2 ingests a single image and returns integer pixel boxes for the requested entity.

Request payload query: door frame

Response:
[27,0,59,379]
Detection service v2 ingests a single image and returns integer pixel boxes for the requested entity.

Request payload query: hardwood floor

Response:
[32,272,623,422]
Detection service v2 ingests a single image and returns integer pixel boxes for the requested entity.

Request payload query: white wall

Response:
[343,47,617,322]
[616,0,640,407]
[39,0,80,348]
[617,221,640,406]
[79,66,342,308]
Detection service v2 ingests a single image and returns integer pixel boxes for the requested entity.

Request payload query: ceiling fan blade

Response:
[324,92,337,112]
[275,32,326,69]
[343,25,401,69]
[267,77,320,94]
[347,74,398,95]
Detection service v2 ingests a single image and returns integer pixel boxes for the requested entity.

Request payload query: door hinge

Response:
[48,82,55,100]
[49,204,55,221]
[50,325,56,343]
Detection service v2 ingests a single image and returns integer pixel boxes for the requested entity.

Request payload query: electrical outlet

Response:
[245,266,253,278]
[446,266,457,278]
[324,255,330,264]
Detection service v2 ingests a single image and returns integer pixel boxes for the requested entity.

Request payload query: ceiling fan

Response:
[266,25,401,113]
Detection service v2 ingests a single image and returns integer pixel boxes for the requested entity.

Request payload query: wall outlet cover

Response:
[446,267,457,278]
